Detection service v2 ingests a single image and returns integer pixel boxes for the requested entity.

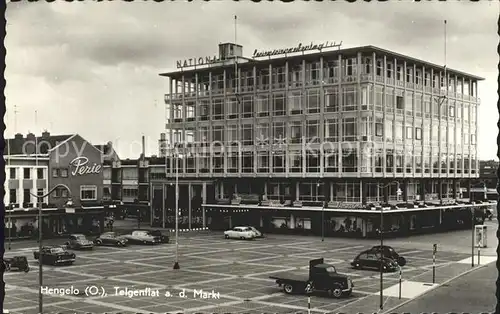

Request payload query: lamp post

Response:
[318,182,324,242]
[32,183,72,314]
[376,180,400,310]
[173,151,180,270]
[8,204,12,250]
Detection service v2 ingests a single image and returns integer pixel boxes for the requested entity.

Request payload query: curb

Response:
[382,260,493,314]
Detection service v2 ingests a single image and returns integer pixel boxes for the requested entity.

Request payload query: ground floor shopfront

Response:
[202,203,493,239]
[4,208,106,240]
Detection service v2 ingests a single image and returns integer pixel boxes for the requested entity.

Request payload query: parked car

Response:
[123,230,161,245]
[94,232,128,247]
[351,250,400,272]
[270,258,353,298]
[3,256,30,272]
[248,226,264,238]
[368,245,407,266]
[34,246,76,266]
[150,230,170,243]
[65,234,94,250]
[224,226,255,240]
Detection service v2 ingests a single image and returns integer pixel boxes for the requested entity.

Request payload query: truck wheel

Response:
[329,288,343,298]
[283,284,294,294]
[224,235,229,239]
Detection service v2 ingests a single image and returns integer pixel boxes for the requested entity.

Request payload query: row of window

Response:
[7,185,98,204]
[171,119,477,146]
[52,168,69,178]
[164,152,478,174]
[9,168,45,180]
[175,57,477,97]
[169,87,478,121]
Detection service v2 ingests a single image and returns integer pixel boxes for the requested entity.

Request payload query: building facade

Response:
[153,43,485,237]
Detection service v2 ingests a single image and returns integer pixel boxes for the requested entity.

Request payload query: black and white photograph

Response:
[2,1,499,313]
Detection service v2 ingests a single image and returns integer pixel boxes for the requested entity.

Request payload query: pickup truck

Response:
[269,258,353,298]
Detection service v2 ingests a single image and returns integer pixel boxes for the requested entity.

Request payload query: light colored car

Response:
[224,226,255,240]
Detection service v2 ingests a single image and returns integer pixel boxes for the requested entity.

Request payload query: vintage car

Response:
[248,226,264,238]
[122,230,161,245]
[224,226,255,240]
[351,250,399,272]
[3,256,30,272]
[34,246,76,266]
[65,234,94,250]
[149,230,170,243]
[368,245,407,266]
[94,232,129,246]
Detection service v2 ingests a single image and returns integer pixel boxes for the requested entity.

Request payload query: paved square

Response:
[4,232,495,314]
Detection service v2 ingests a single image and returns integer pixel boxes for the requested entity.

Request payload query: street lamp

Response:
[173,151,181,270]
[32,183,72,314]
[376,180,400,310]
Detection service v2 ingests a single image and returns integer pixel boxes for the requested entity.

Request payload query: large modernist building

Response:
[155,42,483,236]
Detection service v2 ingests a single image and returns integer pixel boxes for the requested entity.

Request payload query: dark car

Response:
[150,230,170,243]
[3,256,30,272]
[34,246,76,266]
[94,232,128,247]
[369,245,407,266]
[65,234,94,250]
[351,251,399,272]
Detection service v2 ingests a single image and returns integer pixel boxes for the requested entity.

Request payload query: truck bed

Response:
[269,272,310,283]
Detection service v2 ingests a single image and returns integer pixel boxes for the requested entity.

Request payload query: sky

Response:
[5,1,499,160]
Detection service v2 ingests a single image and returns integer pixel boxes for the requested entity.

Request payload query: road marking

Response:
[9,300,75,312]
[52,268,103,279]
[252,300,330,313]
[398,250,423,255]
[382,280,439,299]
[180,300,244,312]
[354,290,376,295]
[243,267,299,278]
[106,277,167,288]
[250,292,283,300]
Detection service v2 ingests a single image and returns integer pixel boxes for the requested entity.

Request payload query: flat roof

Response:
[160,45,484,81]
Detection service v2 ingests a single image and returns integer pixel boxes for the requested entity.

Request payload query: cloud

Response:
[5,1,498,159]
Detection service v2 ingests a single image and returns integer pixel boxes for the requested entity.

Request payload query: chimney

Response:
[42,130,50,139]
[14,133,23,140]
[25,132,36,155]
[142,135,145,159]
[160,133,166,140]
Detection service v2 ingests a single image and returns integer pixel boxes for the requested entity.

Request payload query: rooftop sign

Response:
[252,41,342,58]
[176,56,222,69]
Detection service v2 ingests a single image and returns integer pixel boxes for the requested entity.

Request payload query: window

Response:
[37,168,44,179]
[307,89,320,113]
[406,67,413,83]
[323,60,339,83]
[342,86,357,111]
[396,96,404,110]
[406,127,413,139]
[415,93,422,116]
[273,92,285,116]
[345,58,357,76]
[386,88,394,113]
[213,155,223,173]
[364,57,372,74]
[324,149,339,172]
[289,151,302,173]
[471,134,476,145]
[37,188,43,197]
[272,152,285,173]
[23,189,31,204]
[415,127,422,140]
[9,189,17,204]
[256,123,270,145]
[376,60,382,76]
[9,168,15,179]
[228,152,238,173]
[375,123,383,137]
[448,126,455,145]
[289,64,302,88]
[306,151,320,173]
[52,168,59,178]
[464,128,469,144]
[288,91,302,114]
[374,149,383,173]
[306,62,320,85]
[325,87,339,112]
[227,125,239,145]
[290,121,302,144]
[241,124,253,146]
[198,126,209,145]
[258,68,270,90]
[386,149,394,172]
[405,92,413,116]
[387,63,393,79]
[306,120,319,143]
[385,120,393,142]
[23,168,30,179]
[273,121,286,144]
[374,86,383,110]
[343,118,356,141]
[212,126,224,142]
[456,103,462,120]
[242,95,253,118]
[273,66,286,88]
[362,85,374,110]
[256,95,269,117]
[342,148,357,172]
[396,66,402,81]
[212,98,224,120]
[80,185,97,201]
[257,151,269,172]
[226,97,238,119]
[448,104,455,117]
[395,122,403,141]
[61,188,68,198]
[199,99,210,120]
[325,119,339,142]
